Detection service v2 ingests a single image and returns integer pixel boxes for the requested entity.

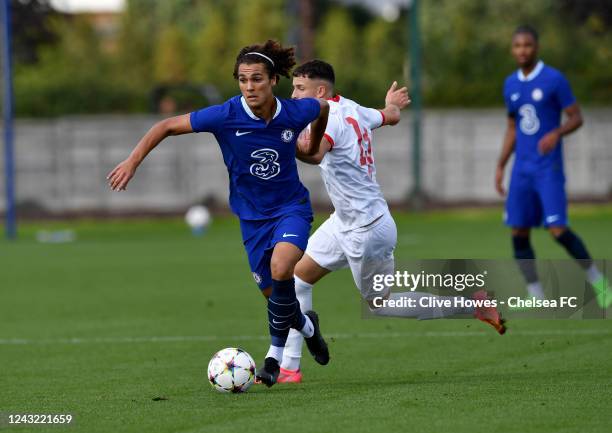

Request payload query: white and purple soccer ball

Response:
[207,348,256,393]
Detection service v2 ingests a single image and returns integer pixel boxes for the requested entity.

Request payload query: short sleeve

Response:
[555,74,576,110]
[357,106,384,130]
[294,98,321,128]
[323,112,342,151]
[190,104,226,133]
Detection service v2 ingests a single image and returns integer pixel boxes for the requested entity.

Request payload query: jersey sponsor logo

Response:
[235,130,253,136]
[282,233,298,238]
[510,92,520,102]
[272,319,283,324]
[249,148,280,180]
[281,129,294,142]
[518,104,540,135]
[532,88,543,101]
[252,272,262,284]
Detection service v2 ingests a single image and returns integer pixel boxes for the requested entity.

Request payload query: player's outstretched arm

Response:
[107,114,193,191]
[538,103,583,155]
[380,81,411,126]
[495,117,516,196]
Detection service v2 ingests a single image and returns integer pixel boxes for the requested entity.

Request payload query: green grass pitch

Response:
[1,205,611,433]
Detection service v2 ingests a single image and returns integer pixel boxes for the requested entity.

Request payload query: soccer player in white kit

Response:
[278,60,506,383]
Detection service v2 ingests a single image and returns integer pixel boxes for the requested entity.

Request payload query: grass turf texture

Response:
[2,205,611,433]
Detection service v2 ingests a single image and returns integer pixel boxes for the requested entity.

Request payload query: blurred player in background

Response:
[280,60,506,383]
[107,40,330,387]
[495,25,611,307]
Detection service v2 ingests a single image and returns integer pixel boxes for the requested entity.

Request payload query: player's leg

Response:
[354,213,477,320]
[511,227,545,298]
[278,256,327,382]
[539,176,612,308]
[256,214,330,386]
[280,218,347,382]
[257,242,311,386]
[506,171,544,298]
[239,218,287,386]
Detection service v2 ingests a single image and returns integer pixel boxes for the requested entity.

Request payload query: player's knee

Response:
[512,228,530,237]
[270,257,294,280]
[548,226,567,238]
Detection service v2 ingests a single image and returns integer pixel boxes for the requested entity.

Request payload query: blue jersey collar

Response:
[240,96,282,121]
[517,60,544,82]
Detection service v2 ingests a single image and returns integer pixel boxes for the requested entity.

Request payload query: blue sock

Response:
[512,235,538,283]
[267,278,305,347]
[555,229,592,269]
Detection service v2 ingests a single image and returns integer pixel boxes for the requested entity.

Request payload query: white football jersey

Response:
[318,95,389,232]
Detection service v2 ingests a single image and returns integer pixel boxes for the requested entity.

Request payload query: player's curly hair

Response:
[233,39,296,81]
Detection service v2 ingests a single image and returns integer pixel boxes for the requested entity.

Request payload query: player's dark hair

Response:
[292,59,336,85]
[513,25,539,43]
[233,39,296,81]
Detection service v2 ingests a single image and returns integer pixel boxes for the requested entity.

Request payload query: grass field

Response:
[2,205,612,433]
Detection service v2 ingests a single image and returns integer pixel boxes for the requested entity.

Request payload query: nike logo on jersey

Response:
[282,233,298,238]
[272,319,283,324]
[236,130,253,136]
[546,215,560,223]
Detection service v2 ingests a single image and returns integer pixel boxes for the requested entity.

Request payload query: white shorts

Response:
[305,211,397,301]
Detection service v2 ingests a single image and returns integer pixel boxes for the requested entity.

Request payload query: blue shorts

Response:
[505,170,567,228]
[240,213,313,290]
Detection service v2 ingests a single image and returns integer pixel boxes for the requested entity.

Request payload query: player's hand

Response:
[538,129,561,155]
[296,128,311,154]
[385,81,411,109]
[107,158,137,191]
[495,165,506,196]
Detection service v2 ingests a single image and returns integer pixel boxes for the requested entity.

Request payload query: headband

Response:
[245,52,275,67]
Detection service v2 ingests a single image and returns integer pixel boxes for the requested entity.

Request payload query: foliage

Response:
[11,0,612,116]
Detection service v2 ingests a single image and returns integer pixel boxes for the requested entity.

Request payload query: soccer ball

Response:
[185,205,211,235]
[207,348,256,393]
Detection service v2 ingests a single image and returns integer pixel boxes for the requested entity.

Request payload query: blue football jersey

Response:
[503,61,576,174]
[190,95,321,220]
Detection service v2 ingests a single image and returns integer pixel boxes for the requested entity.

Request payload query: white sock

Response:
[527,282,545,299]
[586,264,603,285]
[281,276,313,370]
[266,345,284,363]
[299,314,314,338]
[372,292,473,319]
[282,330,302,371]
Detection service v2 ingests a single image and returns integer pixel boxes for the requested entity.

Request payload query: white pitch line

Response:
[0,328,611,346]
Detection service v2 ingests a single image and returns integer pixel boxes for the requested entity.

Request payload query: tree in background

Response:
[315,8,359,96]
[14,14,140,116]
[11,0,612,116]
[154,24,191,84]
[11,0,59,65]
[420,0,612,105]
[361,17,405,106]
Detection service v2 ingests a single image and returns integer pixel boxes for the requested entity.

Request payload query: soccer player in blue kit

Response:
[107,40,331,386]
[495,26,611,308]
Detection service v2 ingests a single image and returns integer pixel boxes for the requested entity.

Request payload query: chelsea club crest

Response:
[252,272,262,284]
[281,129,294,142]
